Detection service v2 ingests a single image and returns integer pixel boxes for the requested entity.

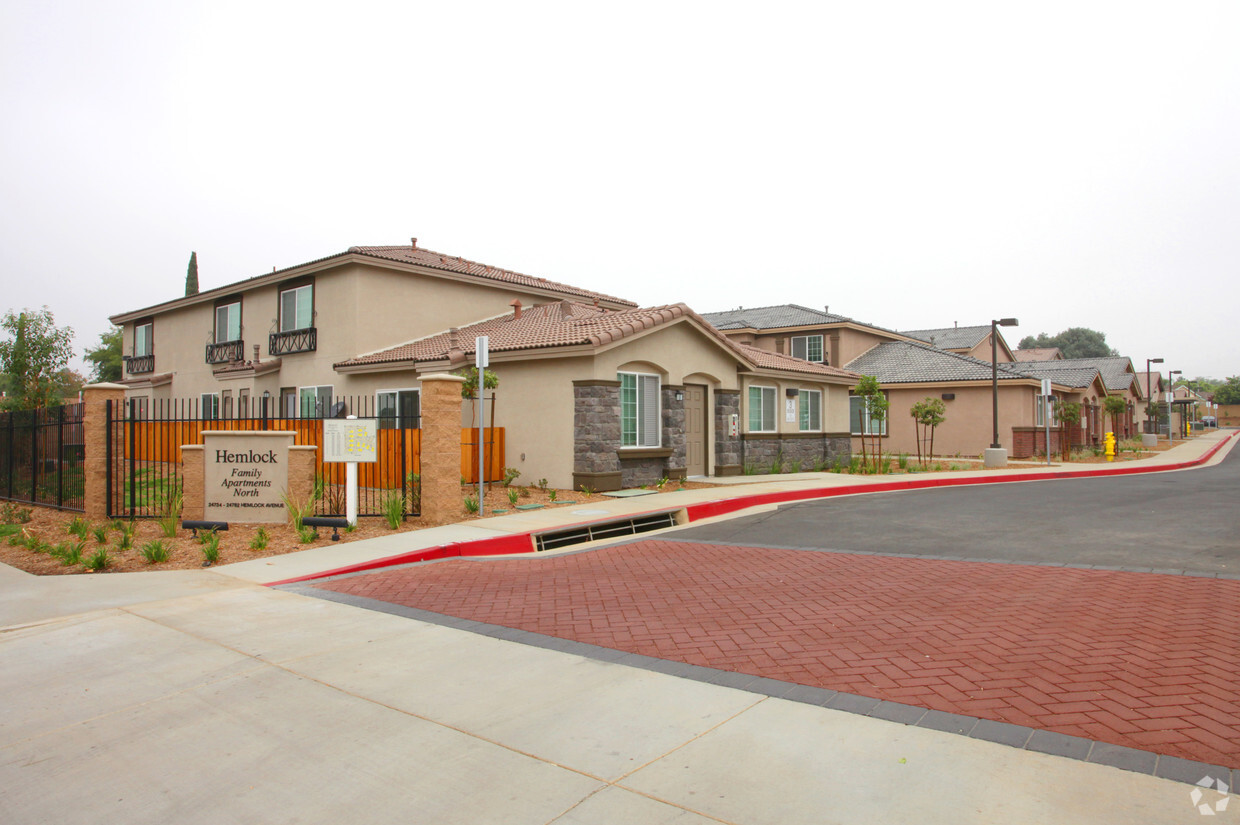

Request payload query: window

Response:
[377,389,421,429]
[239,389,250,418]
[134,322,153,356]
[619,372,660,447]
[281,388,297,418]
[200,393,220,421]
[279,284,314,332]
[299,385,333,418]
[791,335,824,363]
[748,385,777,432]
[850,395,888,436]
[214,301,241,343]
[798,389,821,431]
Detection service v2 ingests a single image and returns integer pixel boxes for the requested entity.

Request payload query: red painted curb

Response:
[264,431,1236,587]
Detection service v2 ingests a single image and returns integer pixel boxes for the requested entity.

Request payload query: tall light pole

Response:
[1168,369,1182,444]
[991,318,1018,449]
[1145,357,1163,434]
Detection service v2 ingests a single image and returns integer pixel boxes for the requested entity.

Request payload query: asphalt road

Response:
[672,447,1240,576]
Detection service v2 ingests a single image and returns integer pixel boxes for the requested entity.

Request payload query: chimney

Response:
[447,327,465,365]
[824,305,829,315]
[411,237,418,249]
[253,344,260,364]
[509,299,522,320]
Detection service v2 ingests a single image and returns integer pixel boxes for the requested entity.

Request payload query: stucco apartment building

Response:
[109,242,857,490]
[700,305,1120,459]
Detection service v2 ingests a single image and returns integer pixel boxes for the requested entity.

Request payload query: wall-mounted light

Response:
[941,393,955,401]
[675,391,684,402]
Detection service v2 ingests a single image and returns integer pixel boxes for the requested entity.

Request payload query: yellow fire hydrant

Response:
[1105,431,1116,461]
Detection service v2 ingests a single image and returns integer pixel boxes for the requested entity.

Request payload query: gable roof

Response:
[1013,347,1064,362]
[1005,360,1106,390]
[700,304,854,330]
[900,325,992,351]
[335,301,858,382]
[1049,357,1138,393]
[1134,372,1164,399]
[844,340,1029,384]
[110,241,636,324]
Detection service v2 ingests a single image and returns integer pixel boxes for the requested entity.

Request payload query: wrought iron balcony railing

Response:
[269,327,316,355]
[206,339,245,364]
[123,354,154,375]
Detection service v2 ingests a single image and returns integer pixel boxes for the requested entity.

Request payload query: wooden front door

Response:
[684,384,707,476]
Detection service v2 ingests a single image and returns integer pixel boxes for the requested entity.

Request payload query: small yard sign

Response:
[323,418,377,463]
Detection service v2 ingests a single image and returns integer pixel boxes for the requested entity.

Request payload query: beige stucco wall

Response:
[856,382,1040,458]
[739,375,850,436]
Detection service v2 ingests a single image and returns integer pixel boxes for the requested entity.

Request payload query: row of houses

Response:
[109,239,1169,490]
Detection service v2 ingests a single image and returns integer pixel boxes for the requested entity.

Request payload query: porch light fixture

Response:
[1145,357,1163,434]
[991,318,1018,449]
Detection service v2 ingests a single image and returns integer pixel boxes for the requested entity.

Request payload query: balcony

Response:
[123,354,154,375]
[206,339,245,364]
[269,327,317,355]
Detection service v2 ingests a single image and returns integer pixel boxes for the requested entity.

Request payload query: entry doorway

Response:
[684,384,707,476]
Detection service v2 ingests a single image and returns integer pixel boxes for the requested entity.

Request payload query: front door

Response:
[684,384,707,476]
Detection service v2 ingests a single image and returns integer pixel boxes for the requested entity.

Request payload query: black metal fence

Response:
[0,403,86,512]
[106,395,421,520]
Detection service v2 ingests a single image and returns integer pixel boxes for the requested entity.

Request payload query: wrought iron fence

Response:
[106,395,422,520]
[0,403,86,511]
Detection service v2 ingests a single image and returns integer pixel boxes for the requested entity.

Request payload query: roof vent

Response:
[410,237,417,249]
[510,299,523,320]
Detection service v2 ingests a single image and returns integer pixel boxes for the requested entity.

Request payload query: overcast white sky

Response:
[2,1,1237,380]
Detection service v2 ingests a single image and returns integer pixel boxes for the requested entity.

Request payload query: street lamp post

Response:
[1168,369,1182,444]
[1145,358,1163,434]
[991,318,1018,449]
[984,318,1018,469]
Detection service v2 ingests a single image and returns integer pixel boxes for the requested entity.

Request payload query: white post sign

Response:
[1042,378,1052,466]
[324,417,377,526]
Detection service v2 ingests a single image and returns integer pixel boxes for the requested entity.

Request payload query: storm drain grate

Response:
[534,510,682,552]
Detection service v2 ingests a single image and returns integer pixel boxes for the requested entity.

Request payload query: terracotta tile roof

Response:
[345,245,636,307]
[845,341,1030,384]
[212,357,282,377]
[1013,347,1063,362]
[336,301,858,383]
[733,344,860,379]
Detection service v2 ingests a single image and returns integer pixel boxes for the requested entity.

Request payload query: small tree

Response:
[1053,399,1082,461]
[1102,396,1127,438]
[0,307,75,409]
[185,251,199,296]
[853,375,888,472]
[84,326,123,382]
[910,397,946,468]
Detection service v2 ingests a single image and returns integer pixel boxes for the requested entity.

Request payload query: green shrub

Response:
[84,547,111,571]
[117,521,136,551]
[502,467,521,487]
[201,531,221,563]
[787,459,802,474]
[249,527,269,551]
[537,477,549,491]
[156,485,183,538]
[406,472,421,513]
[296,526,317,544]
[67,517,90,539]
[548,489,558,502]
[56,541,86,566]
[0,502,32,523]
[507,488,519,506]
[92,524,109,544]
[381,490,404,530]
[140,540,169,564]
[897,452,909,470]
[281,489,315,531]
[463,495,479,514]
[579,484,595,497]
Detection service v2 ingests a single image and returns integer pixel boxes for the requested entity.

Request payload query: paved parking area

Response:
[315,538,1240,770]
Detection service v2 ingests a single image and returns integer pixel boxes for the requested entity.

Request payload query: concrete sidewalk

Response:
[1,430,1235,824]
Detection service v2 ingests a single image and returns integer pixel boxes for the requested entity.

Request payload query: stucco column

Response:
[181,446,204,521]
[419,373,466,522]
[288,446,318,517]
[82,382,126,520]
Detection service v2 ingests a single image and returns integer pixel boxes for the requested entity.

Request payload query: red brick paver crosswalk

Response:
[315,540,1240,767]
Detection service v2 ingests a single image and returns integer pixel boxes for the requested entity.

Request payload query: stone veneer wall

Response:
[573,380,622,491]
[714,390,742,475]
[661,385,686,479]
[742,434,851,472]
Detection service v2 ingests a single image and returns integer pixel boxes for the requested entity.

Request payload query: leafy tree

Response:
[910,397,946,468]
[0,307,75,409]
[1102,395,1127,437]
[1017,327,1118,359]
[1053,399,1082,461]
[84,326,123,382]
[1214,376,1240,406]
[854,375,888,472]
[186,251,199,296]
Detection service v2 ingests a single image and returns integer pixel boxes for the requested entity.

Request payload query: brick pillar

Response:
[82,382,126,520]
[420,373,466,522]
[288,446,318,517]
[181,446,204,521]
